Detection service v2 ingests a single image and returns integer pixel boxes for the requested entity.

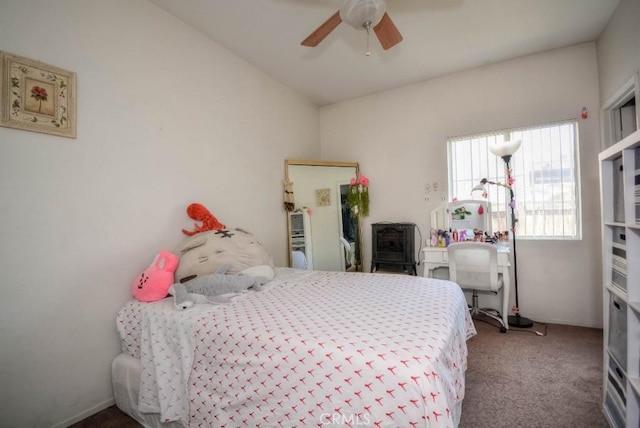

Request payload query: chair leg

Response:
[469,290,507,333]
[479,307,501,316]
[475,309,508,333]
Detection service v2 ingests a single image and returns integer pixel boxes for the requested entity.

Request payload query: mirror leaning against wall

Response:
[284,159,362,272]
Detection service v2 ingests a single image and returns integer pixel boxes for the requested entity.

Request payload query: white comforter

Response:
[117,269,476,427]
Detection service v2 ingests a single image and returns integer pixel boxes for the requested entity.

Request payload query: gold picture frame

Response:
[316,188,331,207]
[0,51,76,138]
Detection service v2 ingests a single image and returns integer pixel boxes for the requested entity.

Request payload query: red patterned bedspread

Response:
[117,269,476,427]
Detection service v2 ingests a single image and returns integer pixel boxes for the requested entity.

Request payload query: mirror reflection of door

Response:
[285,160,362,272]
[339,183,359,271]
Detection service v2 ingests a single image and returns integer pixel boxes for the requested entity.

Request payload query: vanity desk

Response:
[425,199,511,278]
[422,244,512,332]
[421,246,511,279]
[426,200,513,327]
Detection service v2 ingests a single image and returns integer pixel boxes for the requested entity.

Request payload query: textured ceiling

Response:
[149,0,619,106]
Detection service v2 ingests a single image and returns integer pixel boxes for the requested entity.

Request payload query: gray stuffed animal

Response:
[168,264,273,310]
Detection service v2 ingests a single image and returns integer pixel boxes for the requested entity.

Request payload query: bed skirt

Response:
[112,350,465,427]
[111,353,183,428]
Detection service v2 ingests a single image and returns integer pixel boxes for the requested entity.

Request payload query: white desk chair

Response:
[447,242,509,333]
[339,237,355,271]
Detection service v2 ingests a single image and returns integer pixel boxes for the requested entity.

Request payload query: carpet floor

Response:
[460,318,607,428]
[73,318,607,427]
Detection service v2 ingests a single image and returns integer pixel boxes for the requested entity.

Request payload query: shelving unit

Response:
[289,210,313,270]
[601,73,638,151]
[600,128,640,428]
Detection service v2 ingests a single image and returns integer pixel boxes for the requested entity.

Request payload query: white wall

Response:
[0,0,319,426]
[597,0,640,103]
[320,43,603,328]
[2,0,636,423]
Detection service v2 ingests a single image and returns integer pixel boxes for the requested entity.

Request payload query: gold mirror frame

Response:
[285,159,363,272]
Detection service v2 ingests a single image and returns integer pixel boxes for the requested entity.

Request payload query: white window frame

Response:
[448,120,582,240]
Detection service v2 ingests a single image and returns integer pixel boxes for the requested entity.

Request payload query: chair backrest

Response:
[339,237,354,268]
[447,242,500,291]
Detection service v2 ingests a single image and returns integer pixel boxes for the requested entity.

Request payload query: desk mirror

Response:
[285,159,361,272]
[430,200,492,236]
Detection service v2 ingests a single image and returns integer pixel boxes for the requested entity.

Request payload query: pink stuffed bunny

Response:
[132,250,179,302]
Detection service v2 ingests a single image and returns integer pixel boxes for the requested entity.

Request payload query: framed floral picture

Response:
[316,188,331,207]
[0,51,76,138]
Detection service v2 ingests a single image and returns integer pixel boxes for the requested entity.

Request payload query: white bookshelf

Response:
[601,72,638,151]
[599,128,640,428]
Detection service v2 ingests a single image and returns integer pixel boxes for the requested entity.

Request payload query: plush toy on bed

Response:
[131,250,179,302]
[169,264,274,310]
[181,202,226,236]
[175,227,274,283]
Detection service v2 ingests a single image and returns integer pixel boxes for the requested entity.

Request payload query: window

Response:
[448,121,581,239]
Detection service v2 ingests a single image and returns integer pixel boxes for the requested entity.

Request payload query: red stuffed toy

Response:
[181,203,226,236]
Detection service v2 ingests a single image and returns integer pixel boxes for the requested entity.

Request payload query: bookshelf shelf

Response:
[600,127,640,428]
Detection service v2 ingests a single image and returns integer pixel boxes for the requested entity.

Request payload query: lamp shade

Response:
[489,139,521,158]
[471,183,487,193]
[470,184,487,201]
[340,0,386,29]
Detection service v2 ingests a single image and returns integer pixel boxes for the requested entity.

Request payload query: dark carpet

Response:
[460,319,606,428]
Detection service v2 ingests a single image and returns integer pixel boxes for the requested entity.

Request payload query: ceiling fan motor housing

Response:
[340,0,386,29]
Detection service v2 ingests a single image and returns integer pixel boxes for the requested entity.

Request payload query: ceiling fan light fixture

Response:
[340,0,386,30]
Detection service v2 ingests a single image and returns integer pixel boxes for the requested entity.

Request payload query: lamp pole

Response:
[502,155,533,329]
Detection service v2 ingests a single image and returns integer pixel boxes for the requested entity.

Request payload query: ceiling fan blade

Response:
[301,11,342,47]
[373,12,403,50]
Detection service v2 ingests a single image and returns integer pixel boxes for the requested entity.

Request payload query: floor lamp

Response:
[473,139,534,329]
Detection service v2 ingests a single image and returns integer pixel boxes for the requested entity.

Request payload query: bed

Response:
[114,268,476,427]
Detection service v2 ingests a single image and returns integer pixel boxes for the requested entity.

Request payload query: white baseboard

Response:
[530,316,603,330]
[51,397,116,428]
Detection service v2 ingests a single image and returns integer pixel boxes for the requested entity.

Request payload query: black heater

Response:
[371,222,417,275]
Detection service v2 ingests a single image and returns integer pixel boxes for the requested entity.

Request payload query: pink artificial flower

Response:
[350,178,357,186]
[357,175,369,186]
[507,177,515,185]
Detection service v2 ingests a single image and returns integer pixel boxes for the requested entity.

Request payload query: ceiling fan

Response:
[301,0,403,53]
